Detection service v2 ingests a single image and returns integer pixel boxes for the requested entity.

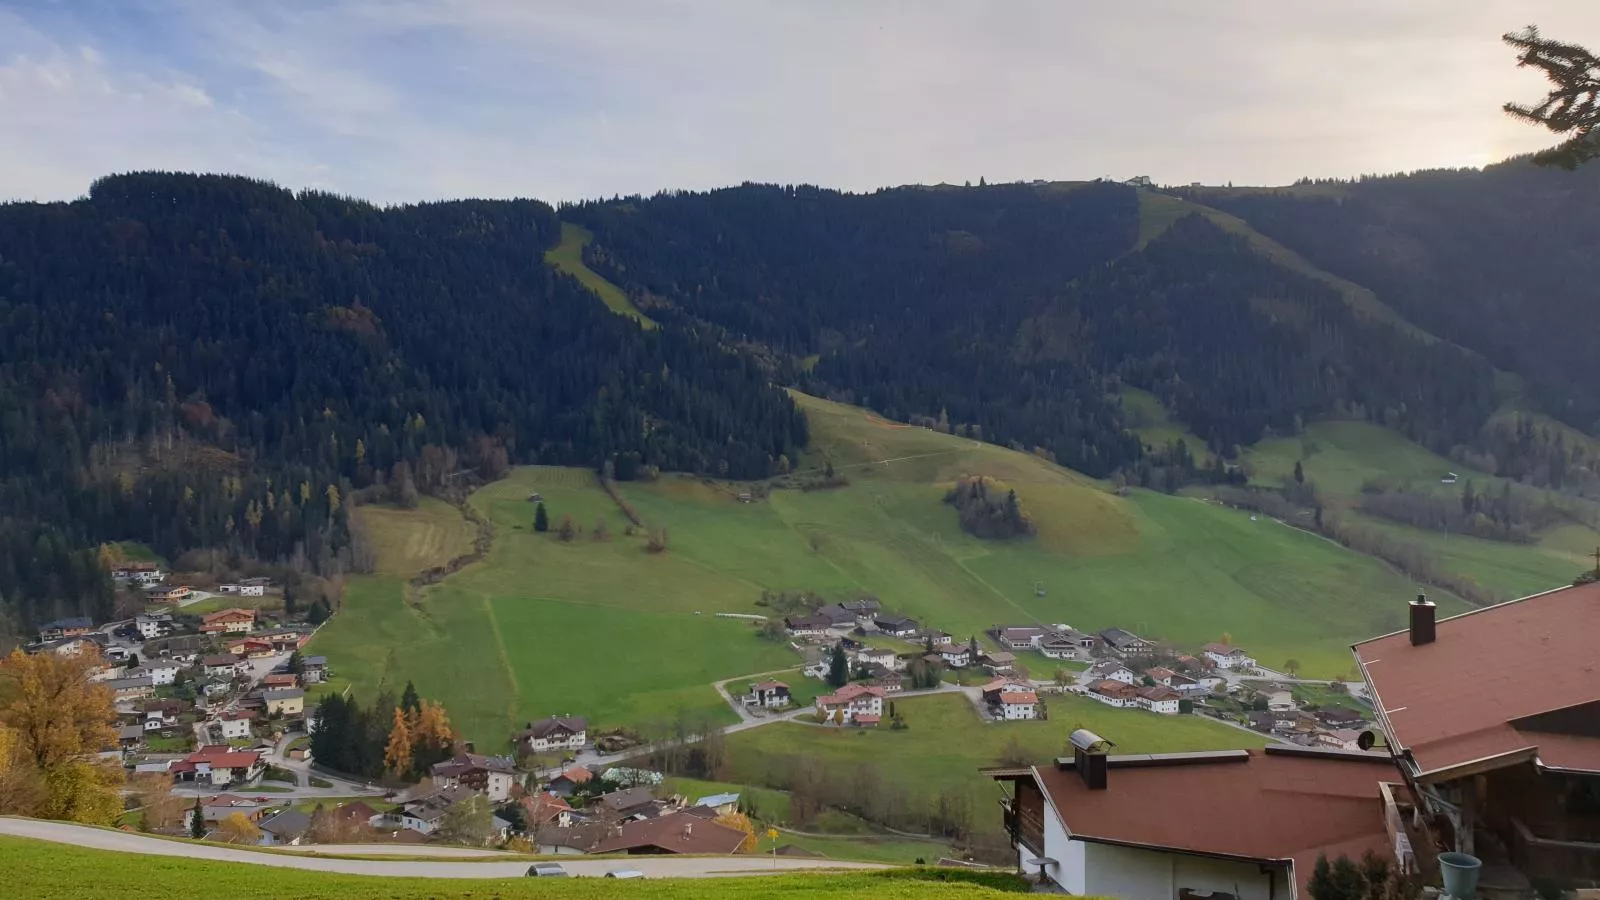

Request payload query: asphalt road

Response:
[0,818,886,879]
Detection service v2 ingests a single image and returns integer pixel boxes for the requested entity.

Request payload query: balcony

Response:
[1002,799,1047,856]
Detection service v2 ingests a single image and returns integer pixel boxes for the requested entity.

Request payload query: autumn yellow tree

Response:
[130,773,185,832]
[713,811,758,853]
[0,649,122,823]
[383,706,414,777]
[0,724,45,816]
[411,700,456,771]
[218,811,262,844]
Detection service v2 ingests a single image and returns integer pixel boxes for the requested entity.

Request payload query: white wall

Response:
[1081,841,1281,900]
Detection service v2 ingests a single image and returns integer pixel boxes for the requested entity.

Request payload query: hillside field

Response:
[0,835,1036,900]
[311,393,1496,750]
[544,222,659,329]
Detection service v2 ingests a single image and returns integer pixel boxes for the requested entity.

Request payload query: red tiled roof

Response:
[203,608,255,623]
[1089,679,1138,699]
[855,714,882,725]
[999,691,1037,704]
[185,746,261,768]
[555,765,591,784]
[1354,585,1600,779]
[1031,750,1400,896]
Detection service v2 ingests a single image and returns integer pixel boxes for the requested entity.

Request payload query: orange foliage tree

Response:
[0,648,122,823]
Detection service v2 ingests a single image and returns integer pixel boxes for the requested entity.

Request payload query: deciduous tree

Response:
[438,793,495,845]
[383,706,414,777]
[0,648,122,823]
[713,811,758,852]
[218,811,262,844]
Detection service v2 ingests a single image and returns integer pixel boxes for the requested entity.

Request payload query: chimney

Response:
[1069,728,1112,791]
[1409,594,1436,646]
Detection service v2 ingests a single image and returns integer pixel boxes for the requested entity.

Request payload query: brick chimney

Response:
[1069,728,1112,791]
[1409,594,1436,646]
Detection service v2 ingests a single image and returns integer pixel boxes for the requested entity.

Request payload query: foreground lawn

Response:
[0,835,1032,900]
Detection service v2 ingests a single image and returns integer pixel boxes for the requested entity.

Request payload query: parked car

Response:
[606,870,645,879]
[526,864,568,877]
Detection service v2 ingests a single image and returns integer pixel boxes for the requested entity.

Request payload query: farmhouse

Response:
[261,673,299,690]
[815,605,858,628]
[37,616,95,642]
[515,716,588,753]
[853,647,900,671]
[979,650,1016,674]
[1040,629,1097,660]
[815,683,886,725]
[112,562,165,584]
[874,615,920,638]
[991,734,1404,898]
[227,638,276,659]
[1087,679,1140,708]
[924,630,954,646]
[783,613,833,636]
[1355,589,1600,883]
[301,655,327,683]
[262,688,304,717]
[200,608,255,634]
[1134,685,1182,715]
[1203,641,1257,670]
[995,625,1054,650]
[132,660,182,686]
[938,645,972,668]
[430,752,520,802]
[746,680,791,708]
[1097,627,1154,658]
[107,676,155,701]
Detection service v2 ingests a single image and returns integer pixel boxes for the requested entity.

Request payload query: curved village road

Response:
[0,818,888,879]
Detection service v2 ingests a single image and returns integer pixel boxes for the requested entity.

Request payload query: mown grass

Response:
[353,497,477,577]
[544,222,659,329]
[0,834,1038,900]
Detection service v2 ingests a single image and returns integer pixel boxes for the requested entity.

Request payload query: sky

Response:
[3,1,1600,205]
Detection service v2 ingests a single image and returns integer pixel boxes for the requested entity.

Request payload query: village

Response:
[773,598,1378,750]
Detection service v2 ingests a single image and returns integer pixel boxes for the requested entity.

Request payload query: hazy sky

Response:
[3,1,1599,204]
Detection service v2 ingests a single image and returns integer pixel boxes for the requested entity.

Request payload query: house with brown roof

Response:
[430,752,520,802]
[547,765,592,797]
[226,637,276,659]
[1086,680,1139,708]
[170,746,264,787]
[1134,685,1181,715]
[521,792,574,831]
[815,683,885,725]
[200,608,255,634]
[588,811,749,855]
[997,690,1039,721]
[1354,589,1600,883]
[1203,641,1257,670]
[514,716,588,753]
[991,732,1407,898]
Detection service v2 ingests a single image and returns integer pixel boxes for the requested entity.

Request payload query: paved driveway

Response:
[0,818,886,879]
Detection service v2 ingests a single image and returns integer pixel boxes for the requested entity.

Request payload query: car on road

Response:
[606,869,645,879]
[526,863,568,877]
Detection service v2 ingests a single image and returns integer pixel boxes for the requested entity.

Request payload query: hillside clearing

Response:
[544,222,659,329]
[353,497,477,577]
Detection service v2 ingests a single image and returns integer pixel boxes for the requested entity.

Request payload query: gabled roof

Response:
[1137,685,1181,702]
[589,811,748,855]
[1354,584,1600,779]
[1098,627,1148,647]
[259,809,311,839]
[750,680,790,692]
[1020,747,1401,897]
[1203,642,1247,656]
[999,691,1038,705]
[552,765,592,785]
[262,688,304,701]
[183,746,262,769]
[596,786,658,814]
[517,716,588,739]
[1089,679,1138,699]
[694,791,740,808]
[40,616,95,630]
[202,608,255,622]
[430,751,517,777]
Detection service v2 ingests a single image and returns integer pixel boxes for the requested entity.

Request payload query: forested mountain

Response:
[570,181,1496,474]
[6,163,1599,638]
[0,173,804,636]
[1189,161,1600,434]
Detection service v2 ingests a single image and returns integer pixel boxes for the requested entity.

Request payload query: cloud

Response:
[2,1,1600,204]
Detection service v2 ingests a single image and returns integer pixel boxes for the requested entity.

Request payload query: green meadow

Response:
[311,390,1501,749]
[544,222,659,329]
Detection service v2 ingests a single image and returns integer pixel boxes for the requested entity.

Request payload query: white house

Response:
[430,753,519,802]
[939,645,972,668]
[515,716,588,753]
[1203,642,1257,670]
[217,712,253,740]
[136,661,182,686]
[746,681,792,709]
[853,647,900,671]
[992,740,1400,900]
[999,690,1039,720]
[1087,680,1139,708]
[1087,661,1136,685]
[219,583,267,597]
[1135,685,1182,715]
[135,614,174,639]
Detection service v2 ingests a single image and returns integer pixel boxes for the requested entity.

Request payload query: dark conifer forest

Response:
[4,163,1599,637]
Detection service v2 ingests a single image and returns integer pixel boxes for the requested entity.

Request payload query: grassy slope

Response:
[315,390,1486,749]
[352,497,477,577]
[1118,387,1207,458]
[1247,419,1593,600]
[544,222,660,329]
[0,835,1036,900]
